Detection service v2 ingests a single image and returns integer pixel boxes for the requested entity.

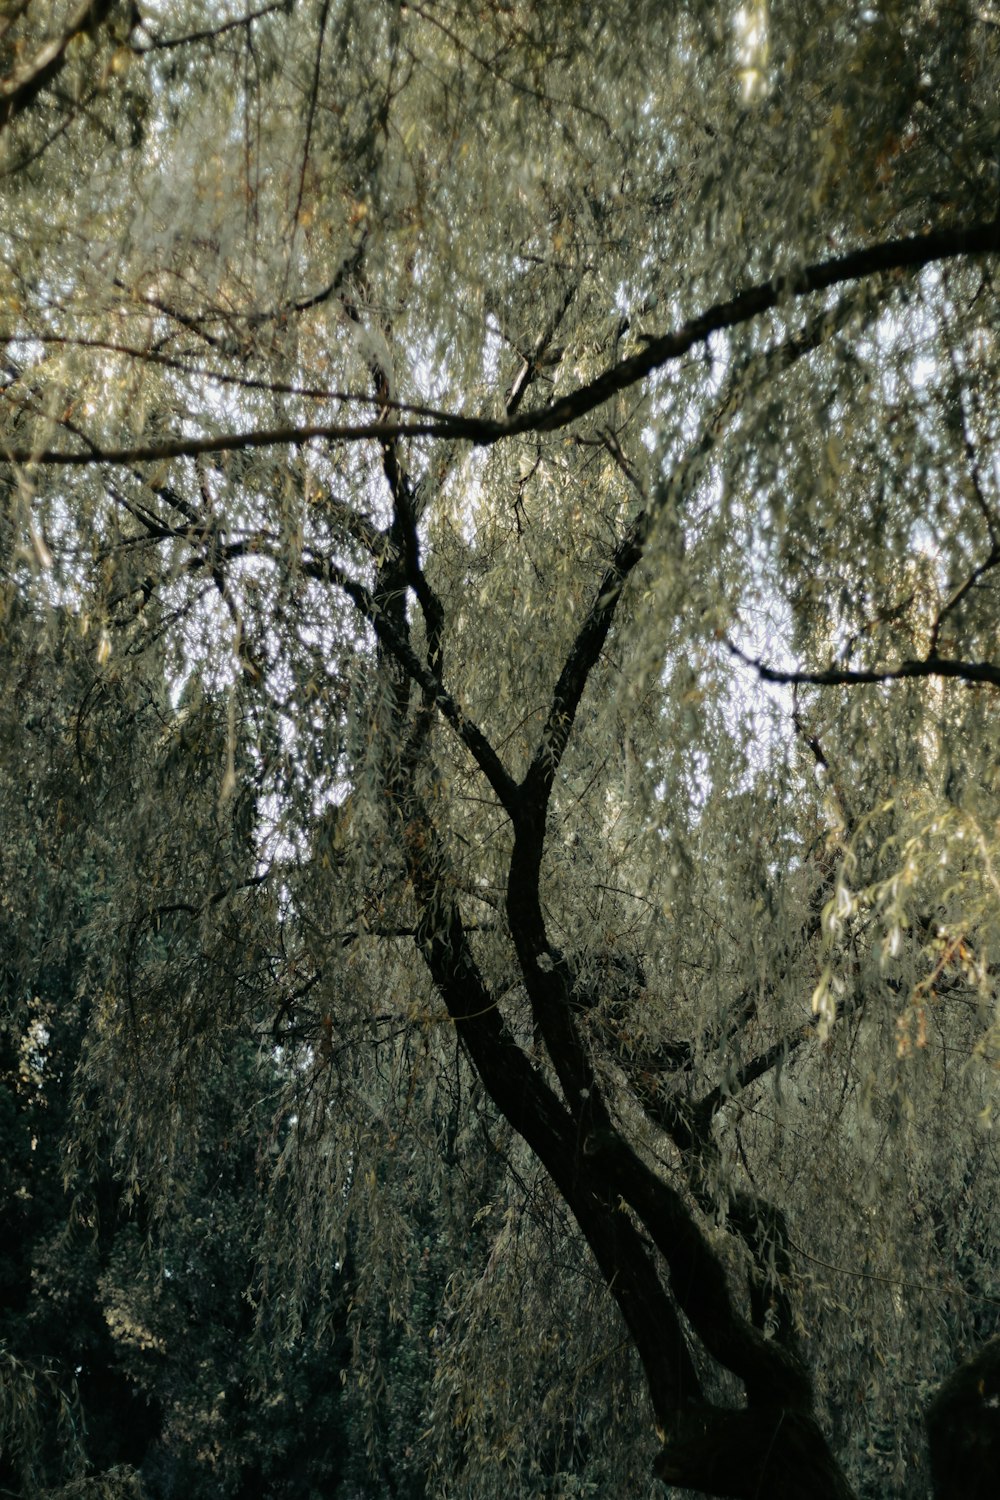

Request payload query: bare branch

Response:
[728,639,1000,691]
[0,0,115,132]
[6,217,999,468]
[132,2,285,51]
[521,291,853,811]
[504,280,578,418]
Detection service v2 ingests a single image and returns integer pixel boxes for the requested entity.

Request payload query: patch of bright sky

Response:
[734,2,770,102]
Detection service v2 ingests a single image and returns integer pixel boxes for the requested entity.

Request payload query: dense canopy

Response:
[2,3,1000,1497]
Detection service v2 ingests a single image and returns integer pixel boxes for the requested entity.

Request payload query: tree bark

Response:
[927,1335,1000,1500]
[656,1407,857,1499]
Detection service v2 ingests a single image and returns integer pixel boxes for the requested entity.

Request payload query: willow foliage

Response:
[2,2,1000,1497]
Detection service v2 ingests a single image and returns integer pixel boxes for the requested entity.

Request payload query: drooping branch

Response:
[0,330,381,400]
[404,0,614,134]
[287,0,331,257]
[5,217,998,468]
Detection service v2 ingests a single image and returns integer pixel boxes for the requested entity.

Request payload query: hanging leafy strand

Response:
[2,4,1000,1499]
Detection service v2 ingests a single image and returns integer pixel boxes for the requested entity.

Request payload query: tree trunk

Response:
[926,1335,1000,1500]
[654,1406,857,1499]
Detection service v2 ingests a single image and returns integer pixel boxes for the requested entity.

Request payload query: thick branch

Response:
[729,640,1000,691]
[503,300,854,1377]
[522,290,863,813]
[7,217,999,467]
[691,1024,813,1139]
[398,799,702,1425]
[521,518,649,809]
[0,0,115,131]
[523,217,1000,439]
[586,1131,813,1410]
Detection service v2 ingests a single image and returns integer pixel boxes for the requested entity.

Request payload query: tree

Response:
[2,1,1000,1495]
[0,605,362,1499]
